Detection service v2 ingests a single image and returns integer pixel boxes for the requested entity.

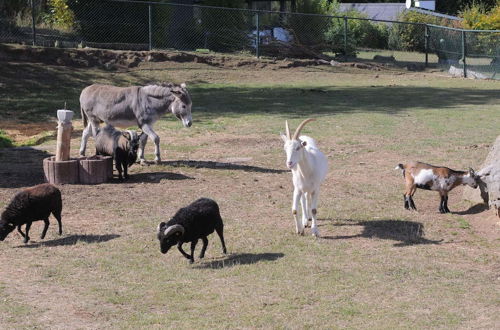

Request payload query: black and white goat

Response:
[95,124,142,181]
[0,183,62,243]
[156,198,227,263]
[396,161,479,213]
[280,118,328,237]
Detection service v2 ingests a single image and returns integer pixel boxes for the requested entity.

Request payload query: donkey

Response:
[79,83,192,164]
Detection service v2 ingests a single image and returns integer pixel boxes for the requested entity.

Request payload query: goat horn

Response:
[285,120,291,140]
[163,224,184,238]
[292,118,315,140]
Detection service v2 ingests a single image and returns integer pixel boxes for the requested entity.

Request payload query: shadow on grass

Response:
[2,61,499,123]
[452,203,489,215]
[195,252,285,269]
[16,234,120,248]
[322,219,442,247]
[191,85,500,118]
[127,171,194,183]
[0,147,51,188]
[163,160,287,174]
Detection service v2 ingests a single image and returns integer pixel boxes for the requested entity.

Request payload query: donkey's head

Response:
[169,83,192,128]
[280,118,315,169]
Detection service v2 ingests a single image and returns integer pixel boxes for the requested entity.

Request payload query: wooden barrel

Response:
[79,155,113,184]
[43,156,79,184]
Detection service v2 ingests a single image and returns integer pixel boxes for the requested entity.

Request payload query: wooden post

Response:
[55,110,73,161]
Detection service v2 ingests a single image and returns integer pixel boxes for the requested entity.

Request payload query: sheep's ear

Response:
[280,132,288,143]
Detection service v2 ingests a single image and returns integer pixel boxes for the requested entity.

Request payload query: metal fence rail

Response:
[1,0,499,79]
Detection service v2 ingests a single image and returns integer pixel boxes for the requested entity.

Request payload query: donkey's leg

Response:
[79,122,93,156]
[141,124,161,164]
[138,131,148,165]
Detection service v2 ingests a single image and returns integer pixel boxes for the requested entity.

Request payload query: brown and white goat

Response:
[396,161,479,213]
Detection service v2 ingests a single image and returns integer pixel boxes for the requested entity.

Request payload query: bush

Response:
[460,4,500,57]
[388,11,439,52]
[324,10,389,55]
[44,0,76,31]
[460,3,500,30]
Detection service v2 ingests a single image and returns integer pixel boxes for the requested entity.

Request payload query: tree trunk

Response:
[463,135,500,218]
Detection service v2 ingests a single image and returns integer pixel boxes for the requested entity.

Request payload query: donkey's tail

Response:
[81,106,87,128]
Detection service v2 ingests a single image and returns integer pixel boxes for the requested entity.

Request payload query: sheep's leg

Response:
[199,237,208,259]
[189,240,197,263]
[17,225,26,238]
[40,218,50,239]
[215,225,227,254]
[310,190,320,237]
[141,124,161,164]
[177,242,192,261]
[24,222,32,243]
[292,188,304,235]
[300,193,309,229]
[79,122,92,156]
[52,209,62,235]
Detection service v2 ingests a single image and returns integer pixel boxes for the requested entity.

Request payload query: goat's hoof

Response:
[189,259,194,264]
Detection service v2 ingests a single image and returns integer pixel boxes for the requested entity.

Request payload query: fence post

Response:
[30,0,36,46]
[343,16,348,56]
[424,24,429,67]
[256,12,260,58]
[461,30,467,78]
[148,4,152,51]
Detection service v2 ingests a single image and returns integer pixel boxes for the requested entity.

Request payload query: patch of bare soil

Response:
[0,43,392,72]
[2,120,57,145]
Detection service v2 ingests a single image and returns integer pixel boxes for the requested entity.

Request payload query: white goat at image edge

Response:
[280,118,328,237]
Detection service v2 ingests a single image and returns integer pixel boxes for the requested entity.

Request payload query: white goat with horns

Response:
[280,118,328,237]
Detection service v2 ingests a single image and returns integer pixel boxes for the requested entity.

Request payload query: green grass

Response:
[0,130,13,148]
[0,58,499,329]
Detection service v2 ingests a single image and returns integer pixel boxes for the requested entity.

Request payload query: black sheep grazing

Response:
[157,198,227,263]
[95,124,142,181]
[0,183,62,243]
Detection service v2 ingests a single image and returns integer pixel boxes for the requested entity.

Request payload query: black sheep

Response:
[95,124,142,181]
[157,198,227,263]
[0,183,62,243]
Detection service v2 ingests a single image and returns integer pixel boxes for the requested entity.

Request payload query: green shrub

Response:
[44,0,76,31]
[388,11,438,52]
[324,10,389,55]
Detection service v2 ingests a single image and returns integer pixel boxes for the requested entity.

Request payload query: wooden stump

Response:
[79,156,113,184]
[43,156,79,184]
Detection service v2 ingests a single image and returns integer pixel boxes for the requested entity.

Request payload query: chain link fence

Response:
[1,0,499,79]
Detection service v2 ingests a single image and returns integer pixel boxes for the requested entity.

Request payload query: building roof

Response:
[339,3,406,21]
